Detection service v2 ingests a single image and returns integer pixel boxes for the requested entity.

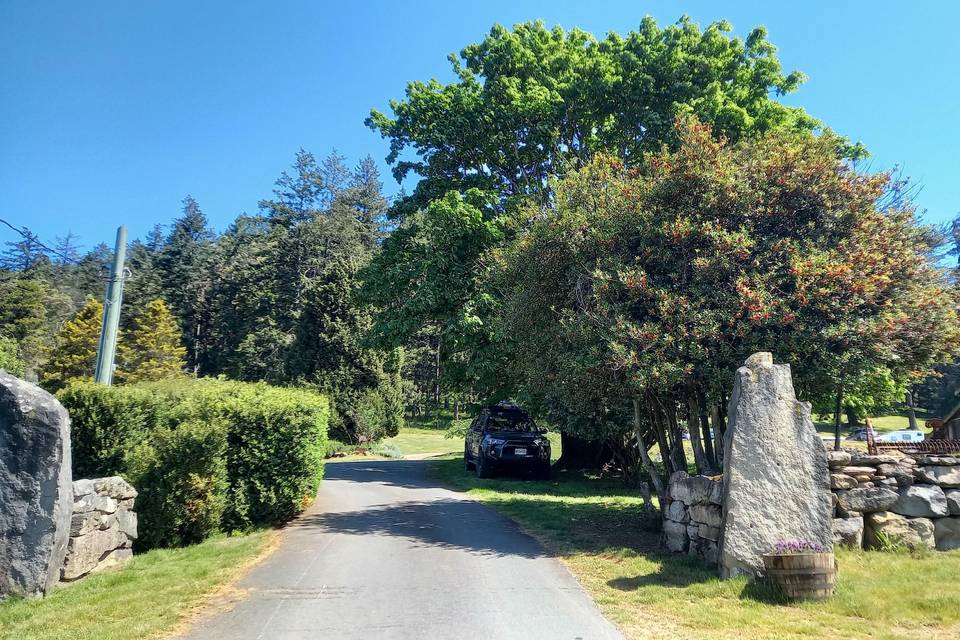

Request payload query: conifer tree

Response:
[118,298,186,383]
[39,299,103,391]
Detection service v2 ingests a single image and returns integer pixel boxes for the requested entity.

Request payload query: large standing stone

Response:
[891,484,949,518]
[0,373,72,597]
[718,353,833,578]
[934,517,960,551]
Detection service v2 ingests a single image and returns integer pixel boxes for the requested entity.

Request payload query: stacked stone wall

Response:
[828,450,960,551]
[662,471,723,563]
[61,477,138,582]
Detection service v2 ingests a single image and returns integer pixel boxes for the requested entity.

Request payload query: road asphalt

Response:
[179,459,623,640]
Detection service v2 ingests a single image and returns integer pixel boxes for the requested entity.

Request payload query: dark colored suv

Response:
[464,402,551,479]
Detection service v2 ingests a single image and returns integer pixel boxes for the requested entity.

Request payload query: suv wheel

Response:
[476,453,492,479]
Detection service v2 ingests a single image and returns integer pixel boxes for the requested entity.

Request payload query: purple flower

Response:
[773,540,828,554]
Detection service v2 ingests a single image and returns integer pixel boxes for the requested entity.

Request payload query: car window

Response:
[484,414,541,433]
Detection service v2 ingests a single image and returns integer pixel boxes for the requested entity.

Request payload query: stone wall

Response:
[662,471,723,563]
[61,477,138,582]
[828,450,960,551]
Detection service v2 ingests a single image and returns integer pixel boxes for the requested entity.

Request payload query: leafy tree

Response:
[39,299,103,391]
[364,16,835,428]
[0,335,25,377]
[118,298,187,383]
[122,226,167,327]
[497,119,960,491]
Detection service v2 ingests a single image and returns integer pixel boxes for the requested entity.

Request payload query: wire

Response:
[0,217,84,265]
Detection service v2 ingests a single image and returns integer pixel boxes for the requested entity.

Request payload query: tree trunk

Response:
[686,394,707,474]
[906,388,918,430]
[696,389,716,471]
[633,397,665,509]
[554,432,611,471]
[454,400,460,421]
[844,404,860,429]
[833,386,844,451]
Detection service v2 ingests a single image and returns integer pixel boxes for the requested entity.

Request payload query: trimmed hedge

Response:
[59,379,328,549]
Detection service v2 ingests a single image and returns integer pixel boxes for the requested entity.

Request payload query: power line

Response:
[0,217,84,265]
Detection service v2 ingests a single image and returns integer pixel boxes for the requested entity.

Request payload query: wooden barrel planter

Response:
[762,552,836,600]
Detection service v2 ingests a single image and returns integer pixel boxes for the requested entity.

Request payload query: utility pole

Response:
[94,225,128,385]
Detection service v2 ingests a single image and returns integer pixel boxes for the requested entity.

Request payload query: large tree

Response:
[363,16,834,460]
[497,119,960,494]
[39,298,103,391]
[117,298,186,383]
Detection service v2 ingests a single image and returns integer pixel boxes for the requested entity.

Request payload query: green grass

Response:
[0,530,274,640]
[383,426,462,457]
[429,457,960,640]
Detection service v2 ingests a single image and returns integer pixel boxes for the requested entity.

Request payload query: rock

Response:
[915,466,960,488]
[830,473,858,490]
[946,489,960,516]
[686,524,700,541]
[72,479,95,498]
[708,481,724,506]
[864,511,934,550]
[665,500,689,523]
[850,453,899,466]
[689,504,723,528]
[875,464,914,487]
[93,476,138,500]
[891,484,949,518]
[879,478,898,487]
[718,353,833,578]
[688,538,719,564]
[934,517,960,550]
[698,524,721,542]
[60,523,129,581]
[663,519,688,552]
[914,456,960,466]
[836,486,899,513]
[0,373,72,598]
[841,466,878,476]
[826,450,851,468]
[670,475,720,506]
[832,516,864,548]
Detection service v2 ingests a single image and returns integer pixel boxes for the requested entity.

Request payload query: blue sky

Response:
[2,1,958,251]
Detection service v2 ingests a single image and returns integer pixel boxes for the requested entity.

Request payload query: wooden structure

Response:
[762,552,836,600]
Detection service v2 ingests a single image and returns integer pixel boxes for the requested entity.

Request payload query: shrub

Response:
[59,382,172,478]
[125,419,228,549]
[59,378,329,549]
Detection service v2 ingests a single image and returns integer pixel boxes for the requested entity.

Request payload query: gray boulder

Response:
[891,484,949,518]
[663,519,688,552]
[864,511,934,550]
[0,373,72,597]
[946,489,960,516]
[718,353,833,578]
[934,517,960,551]
[830,473,857,490]
[875,463,914,488]
[665,500,689,523]
[836,486,899,513]
[689,504,722,528]
[832,516,864,548]
[826,450,851,469]
[670,475,721,506]
[915,466,960,488]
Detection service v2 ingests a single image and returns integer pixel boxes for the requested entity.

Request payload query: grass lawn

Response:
[383,426,463,457]
[0,530,274,640]
[430,458,960,640]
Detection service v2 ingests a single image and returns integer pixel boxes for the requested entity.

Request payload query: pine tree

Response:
[39,299,103,391]
[157,196,216,372]
[117,299,186,383]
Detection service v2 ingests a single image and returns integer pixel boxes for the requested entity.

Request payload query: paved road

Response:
[180,459,623,640]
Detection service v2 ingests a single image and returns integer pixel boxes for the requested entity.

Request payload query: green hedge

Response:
[59,379,328,550]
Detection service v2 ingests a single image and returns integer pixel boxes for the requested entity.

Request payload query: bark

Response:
[833,386,844,451]
[686,392,707,474]
[696,389,716,471]
[633,397,666,508]
[906,388,918,430]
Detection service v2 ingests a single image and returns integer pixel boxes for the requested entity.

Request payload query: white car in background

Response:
[874,430,925,444]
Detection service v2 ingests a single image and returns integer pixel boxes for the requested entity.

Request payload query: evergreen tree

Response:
[157,196,216,372]
[118,298,186,383]
[39,299,103,391]
[0,335,25,377]
[53,232,83,266]
[1,230,48,271]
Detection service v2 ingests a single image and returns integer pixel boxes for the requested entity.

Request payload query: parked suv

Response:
[464,402,551,479]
